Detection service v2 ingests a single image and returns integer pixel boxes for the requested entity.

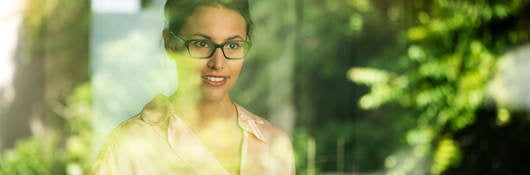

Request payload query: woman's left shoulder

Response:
[235,104,296,174]
[235,104,291,142]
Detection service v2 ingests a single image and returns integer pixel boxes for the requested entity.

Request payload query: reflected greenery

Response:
[1,0,530,174]
[0,83,92,175]
[349,0,530,174]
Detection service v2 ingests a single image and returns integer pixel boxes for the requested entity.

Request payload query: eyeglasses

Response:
[169,31,251,60]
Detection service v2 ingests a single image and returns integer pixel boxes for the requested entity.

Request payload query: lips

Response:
[202,75,229,86]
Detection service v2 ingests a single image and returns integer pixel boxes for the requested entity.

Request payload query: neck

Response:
[198,96,235,122]
[170,91,237,128]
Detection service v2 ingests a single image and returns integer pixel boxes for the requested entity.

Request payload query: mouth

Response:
[201,75,229,87]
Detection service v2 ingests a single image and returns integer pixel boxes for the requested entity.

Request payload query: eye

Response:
[190,40,210,48]
[225,42,242,50]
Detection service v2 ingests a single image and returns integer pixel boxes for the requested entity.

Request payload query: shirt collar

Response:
[235,104,267,143]
[140,95,267,143]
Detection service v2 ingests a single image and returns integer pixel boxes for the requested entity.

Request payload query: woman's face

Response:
[177,6,247,103]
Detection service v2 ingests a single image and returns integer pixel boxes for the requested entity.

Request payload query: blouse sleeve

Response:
[269,131,296,175]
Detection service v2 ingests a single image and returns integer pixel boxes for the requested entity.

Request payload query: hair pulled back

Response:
[164,0,253,38]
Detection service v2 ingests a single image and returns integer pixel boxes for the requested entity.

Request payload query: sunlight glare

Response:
[0,0,23,104]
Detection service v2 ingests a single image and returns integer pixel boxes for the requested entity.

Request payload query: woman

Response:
[89,0,295,174]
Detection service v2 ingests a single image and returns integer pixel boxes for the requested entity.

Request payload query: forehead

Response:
[180,6,247,40]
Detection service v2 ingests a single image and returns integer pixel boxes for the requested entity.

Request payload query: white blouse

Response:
[89,95,295,174]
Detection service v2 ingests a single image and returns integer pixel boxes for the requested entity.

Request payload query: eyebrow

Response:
[188,33,245,42]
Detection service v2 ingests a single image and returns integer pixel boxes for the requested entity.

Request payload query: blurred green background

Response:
[1,0,530,174]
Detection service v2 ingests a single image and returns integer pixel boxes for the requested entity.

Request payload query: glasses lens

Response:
[223,41,248,59]
[185,39,250,59]
[188,40,214,58]
[169,32,186,51]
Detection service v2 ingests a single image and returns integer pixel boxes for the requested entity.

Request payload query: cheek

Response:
[185,59,207,72]
[175,57,206,79]
[231,61,244,77]
[193,62,205,72]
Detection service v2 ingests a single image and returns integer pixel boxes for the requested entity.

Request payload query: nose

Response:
[207,48,225,70]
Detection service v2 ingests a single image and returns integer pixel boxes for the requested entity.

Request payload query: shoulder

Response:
[90,96,176,174]
[110,115,149,139]
[235,104,291,143]
[94,97,172,166]
[235,104,296,174]
[117,94,172,132]
[105,94,172,146]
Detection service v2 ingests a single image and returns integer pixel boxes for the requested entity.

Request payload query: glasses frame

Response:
[169,31,251,60]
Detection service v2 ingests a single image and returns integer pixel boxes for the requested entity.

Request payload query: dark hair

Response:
[164,0,253,38]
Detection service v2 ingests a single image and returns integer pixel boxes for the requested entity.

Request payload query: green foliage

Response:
[291,0,362,172]
[1,0,91,173]
[431,138,461,175]
[350,0,530,174]
[292,128,316,174]
[0,83,93,174]
[0,137,58,175]
[63,83,94,172]
[2,0,527,174]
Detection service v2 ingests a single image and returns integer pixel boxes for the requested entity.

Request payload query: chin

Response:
[200,87,228,103]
